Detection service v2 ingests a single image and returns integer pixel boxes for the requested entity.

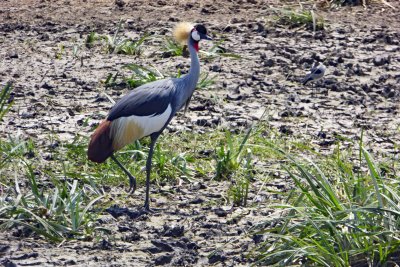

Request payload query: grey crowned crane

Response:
[87,23,212,211]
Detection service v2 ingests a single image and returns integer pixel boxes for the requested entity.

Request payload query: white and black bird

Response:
[87,23,212,211]
[302,62,326,85]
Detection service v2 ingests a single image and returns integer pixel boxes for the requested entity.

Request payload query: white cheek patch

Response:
[191,31,200,41]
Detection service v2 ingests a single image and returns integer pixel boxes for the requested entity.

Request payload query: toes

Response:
[126,176,137,194]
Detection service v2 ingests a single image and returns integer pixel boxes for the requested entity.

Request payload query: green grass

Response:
[123,64,164,88]
[0,82,13,122]
[215,129,252,181]
[0,163,103,242]
[85,32,98,48]
[329,0,393,8]
[102,63,216,90]
[100,19,149,55]
[273,8,324,31]
[161,36,241,60]
[55,44,65,59]
[1,102,399,266]
[253,140,400,266]
[0,135,104,242]
[161,37,186,57]
[197,72,216,90]
[200,39,242,60]
[113,34,149,55]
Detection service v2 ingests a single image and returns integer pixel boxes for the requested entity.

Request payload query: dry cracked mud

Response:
[1,0,400,266]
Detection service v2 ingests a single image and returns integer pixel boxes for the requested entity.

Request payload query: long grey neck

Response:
[177,38,200,108]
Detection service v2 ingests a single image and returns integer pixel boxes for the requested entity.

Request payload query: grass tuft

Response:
[0,82,13,122]
[254,141,400,266]
[200,39,242,60]
[197,72,216,90]
[273,8,324,31]
[101,19,149,55]
[123,64,164,88]
[161,36,186,57]
[215,129,252,180]
[0,160,103,242]
[85,32,98,48]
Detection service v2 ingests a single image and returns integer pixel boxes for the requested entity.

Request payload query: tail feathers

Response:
[302,75,313,85]
[88,120,114,163]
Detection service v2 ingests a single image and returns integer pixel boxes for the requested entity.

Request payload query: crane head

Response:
[173,22,212,50]
[191,24,212,42]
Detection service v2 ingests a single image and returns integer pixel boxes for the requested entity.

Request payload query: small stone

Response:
[3,259,17,267]
[7,51,18,59]
[189,197,205,204]
[373,55,390,66]
[21,112,35,119]
[94,96,107,102]
[210,64,221,72]
[163,224,185,237]
[64,260,76,265]
[115,0,125,7]
[41,82,54,89]
[0,245,10,253]
[192,182,207,190]
[208,251,226,264]
[253,234,265,244]
[98,239,112,250]
[201,7,211,14]
[67,108,75,116]
[151,240,174,252]
[279,125,293,135]
[279,110,293,117]
[155,254,173,265]
[123,232,141,242]
[263,58,274,67]
[253,22,264,33]
[214,207,228,217]
[195,119,211,127]
[317,131,326,139]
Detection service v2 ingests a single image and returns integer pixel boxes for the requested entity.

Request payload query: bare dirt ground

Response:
[1,0,400,266]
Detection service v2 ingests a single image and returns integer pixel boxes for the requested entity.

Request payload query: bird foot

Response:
[126,175,137,194]
[141,202,166,215]
[139,206,155,215]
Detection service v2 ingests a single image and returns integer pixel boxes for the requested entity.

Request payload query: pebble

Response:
[210,64,221,72]
[373,55,390,66]
[163,225,185,237]
[154,254,173,265]
[150,240,174,253]
[208,251,227,264]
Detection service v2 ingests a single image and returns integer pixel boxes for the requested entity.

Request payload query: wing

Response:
[311,64,326,77]
[108,78,177,121]
[302,74,313,85]
[314,68,322,75]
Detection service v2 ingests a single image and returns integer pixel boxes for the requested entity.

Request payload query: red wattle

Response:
[193,42,199,52]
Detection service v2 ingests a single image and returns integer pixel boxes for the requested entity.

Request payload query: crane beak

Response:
[203,34,212,41]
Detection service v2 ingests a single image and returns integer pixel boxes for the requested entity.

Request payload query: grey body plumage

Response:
[88,23,212,211]
[302,63,326,85]
[108,32,203,122]
[108,79,178,119]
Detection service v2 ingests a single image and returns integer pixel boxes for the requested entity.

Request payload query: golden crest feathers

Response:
[173,22,193,44]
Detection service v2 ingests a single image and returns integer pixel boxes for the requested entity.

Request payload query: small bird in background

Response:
[87,22,212,211]
[302,62,326,86]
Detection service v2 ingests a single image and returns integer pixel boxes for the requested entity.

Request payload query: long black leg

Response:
[110,154,136,194]
[144,135,158,211]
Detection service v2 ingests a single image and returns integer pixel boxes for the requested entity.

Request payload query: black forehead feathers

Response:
[194,24,207,35]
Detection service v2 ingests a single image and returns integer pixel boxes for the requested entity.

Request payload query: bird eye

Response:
[191,31,200,41]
